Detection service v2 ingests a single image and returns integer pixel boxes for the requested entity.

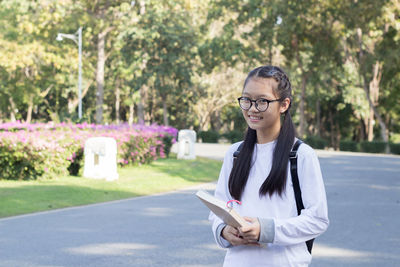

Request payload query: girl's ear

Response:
[280,98,291,114]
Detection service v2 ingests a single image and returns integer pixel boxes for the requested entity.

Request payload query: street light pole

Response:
[77,27,82,119]
[57,27,83,119]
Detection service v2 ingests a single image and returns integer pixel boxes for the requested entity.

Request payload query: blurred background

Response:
[0,0,399,152]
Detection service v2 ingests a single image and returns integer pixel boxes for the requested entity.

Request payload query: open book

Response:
[196,190,248,228]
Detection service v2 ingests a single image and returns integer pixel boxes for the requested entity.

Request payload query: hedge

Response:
[0,122,177,180]
[360,141,387,153]
[390,143,400,155]
[305,136,328,149]
[339,140,400,154]
[223,130,244,143]
[339,140,360,152]
[198,130,219,143]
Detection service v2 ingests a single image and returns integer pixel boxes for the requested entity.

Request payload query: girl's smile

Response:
[248,114,263,122]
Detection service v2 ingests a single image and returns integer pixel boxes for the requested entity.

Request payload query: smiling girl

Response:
[209,65,329,267]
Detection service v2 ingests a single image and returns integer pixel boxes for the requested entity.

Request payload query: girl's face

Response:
[241,77,289,134]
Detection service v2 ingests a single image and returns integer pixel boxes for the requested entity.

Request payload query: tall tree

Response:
[0,0,79,122]
[121,0,198,126]
[338,0,392,144]
[75,0,134,124]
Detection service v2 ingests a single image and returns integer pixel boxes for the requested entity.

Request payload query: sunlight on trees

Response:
[0,0,399,149]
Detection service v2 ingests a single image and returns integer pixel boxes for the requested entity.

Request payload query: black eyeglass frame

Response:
[237,96,282,112]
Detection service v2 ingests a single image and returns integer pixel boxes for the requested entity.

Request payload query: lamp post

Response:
[57,27,83,119]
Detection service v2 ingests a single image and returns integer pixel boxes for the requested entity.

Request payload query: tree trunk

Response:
[162,100,169,126]
[128,103,134,125]
[230,120,235,131]
[96,30,107,124]
[213,110,222,132]
[115,81,120,124]
[299,74,307,137]
[316,97,321,137]
[367,107,374,141]
[362,67,388,149]
[335,118,341,149]
[357,29,388,149]
[293,35,307,137]
[362,79,388,143]
[137,95,144,124]
[367,61,381,141]
[68,80,92,114]
[328,109,335,149]
[26,95,33,123]
[359,118,366,141]
[160,76,169,126]
[137,85,148,124]
[199,113,210,131]
[9,96,16,122]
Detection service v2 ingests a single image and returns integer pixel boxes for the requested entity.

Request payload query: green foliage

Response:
[0,0,399,151]
[120,135,159,166]
[0,139,73,180]
[0,123,177,180]
[162,135,174,158]
[389,143,400,155]
[360,141,387,153]
[340,140,360,152]
[198,130,219,143]
[67,149,84,176]
[223,130,244,143]
[305,136,328,149]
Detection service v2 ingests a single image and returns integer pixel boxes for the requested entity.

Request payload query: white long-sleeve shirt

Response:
[209,140,329,267]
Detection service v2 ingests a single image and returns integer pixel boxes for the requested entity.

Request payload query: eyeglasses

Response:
[237,96,281,112]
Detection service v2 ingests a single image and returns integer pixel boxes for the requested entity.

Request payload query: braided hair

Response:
[228,66,296,200]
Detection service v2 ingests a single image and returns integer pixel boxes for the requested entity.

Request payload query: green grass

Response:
[0,155,222,218]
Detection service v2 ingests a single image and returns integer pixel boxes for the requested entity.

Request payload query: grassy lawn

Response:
[0,155,222,218]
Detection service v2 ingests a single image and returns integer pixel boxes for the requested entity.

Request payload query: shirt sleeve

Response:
[208,143,240,248]
[258,218,275,243]
[273,145,329,246]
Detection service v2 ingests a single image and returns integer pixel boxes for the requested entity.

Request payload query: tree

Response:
[121,0,198,126]
[337,0,393,145]
[73,1,135,124]
[0,0,79,122]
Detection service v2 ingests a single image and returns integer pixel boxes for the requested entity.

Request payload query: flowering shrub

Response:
[0,130,76,180]
[0,122,178,180]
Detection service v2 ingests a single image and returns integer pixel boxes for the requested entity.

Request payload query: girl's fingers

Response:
[243,216,257,223]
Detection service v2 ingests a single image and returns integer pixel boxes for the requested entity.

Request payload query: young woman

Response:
[209,65,329,266]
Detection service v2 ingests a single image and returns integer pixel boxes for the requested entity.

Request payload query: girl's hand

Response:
[238,217,261,243]
[221,225,253,246]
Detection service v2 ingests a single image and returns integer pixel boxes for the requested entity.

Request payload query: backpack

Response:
[233,139,314,253]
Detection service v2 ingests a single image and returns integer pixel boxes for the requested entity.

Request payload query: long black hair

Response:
[228,65,295,200]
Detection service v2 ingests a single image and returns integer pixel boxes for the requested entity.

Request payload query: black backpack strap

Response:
[290,140,305,215]
[290,139,314,254]
[233,142,244,164]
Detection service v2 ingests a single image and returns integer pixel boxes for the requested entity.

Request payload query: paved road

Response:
[0,144,399,266]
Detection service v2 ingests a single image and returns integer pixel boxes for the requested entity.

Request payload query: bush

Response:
[223,130,244,143]
[119,134,159,165]
[0,123,178,180]
[340,140,359,152]
[305,136,327,149]
[360,141,387,153]
[162,135,174,157]
[67,148,84,176]
[198,130,219,143]
[389,143,400,155]
[0,132,73,180]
